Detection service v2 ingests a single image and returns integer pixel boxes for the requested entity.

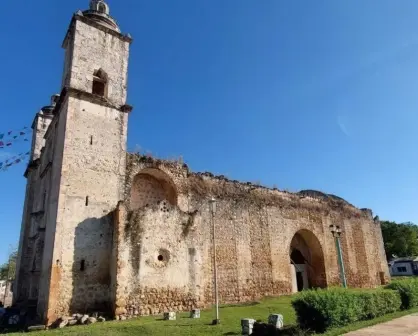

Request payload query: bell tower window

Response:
[98,3,106,13]
[92,69,108,97]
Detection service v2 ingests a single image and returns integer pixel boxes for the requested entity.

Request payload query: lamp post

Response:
[329,224,347,288]
[209,197,220,325]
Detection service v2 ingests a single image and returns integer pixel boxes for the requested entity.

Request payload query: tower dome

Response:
[82,0,120,32]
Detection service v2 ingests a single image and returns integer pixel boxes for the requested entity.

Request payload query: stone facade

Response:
[14,0,390,326]
[111,156,389,318]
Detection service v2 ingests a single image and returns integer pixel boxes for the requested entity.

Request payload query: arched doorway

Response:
[289,229,326,293]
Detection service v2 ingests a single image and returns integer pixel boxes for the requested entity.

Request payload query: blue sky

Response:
[1,0,418,263]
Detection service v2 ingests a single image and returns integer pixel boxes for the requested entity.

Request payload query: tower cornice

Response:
[62,13,133,50]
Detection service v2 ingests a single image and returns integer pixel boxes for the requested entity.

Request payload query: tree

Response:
[0,249,17,281]
[381,221,418,260]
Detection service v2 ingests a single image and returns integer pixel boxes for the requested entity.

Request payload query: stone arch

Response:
[289,229,326,292]
[130,168,177,210]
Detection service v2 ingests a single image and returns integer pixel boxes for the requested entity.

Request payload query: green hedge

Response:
[252,323,308,336]
[291,288,401,333]
[386,279,418,309]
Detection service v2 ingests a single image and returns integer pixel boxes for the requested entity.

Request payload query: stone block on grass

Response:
[268,314,283,329]
[163,312,176,320]
[80,315,89,324]
[28,325,46,332]
[241,318,256,335]
[57,317,69,329]
[86,317,97,324]
[68,319,78,326]
[190,309,200,318]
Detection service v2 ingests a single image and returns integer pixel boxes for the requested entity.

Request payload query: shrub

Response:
[358,289,402,319]
[291,287,401,333]
[386,279,418,309]
[252,323,309,336]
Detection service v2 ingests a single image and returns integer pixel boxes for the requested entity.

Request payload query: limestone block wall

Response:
[30,113,53,162]
[63,17,130,106]
[37,98,69,320]
[15,110,54,306]
[130,174,171,209]
[43,95,128,323]
[16,171,38,302]
[15,116,56,307]
[113,155,390,318]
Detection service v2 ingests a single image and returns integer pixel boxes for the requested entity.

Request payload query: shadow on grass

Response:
[220,301,260,308]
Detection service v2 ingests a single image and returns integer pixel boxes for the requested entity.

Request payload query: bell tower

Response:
[61,0,131,106]
[19,0,133,323]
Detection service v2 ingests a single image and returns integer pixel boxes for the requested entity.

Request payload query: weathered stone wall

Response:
[113,155,390,318]
[30,112,53,162]
[37,98,69,321]
[130,174,170,209]
[15,109,56,310]
[43,93,128,322]
[31,12,131,324]
[63,17,130,106]
[17,5,132,324]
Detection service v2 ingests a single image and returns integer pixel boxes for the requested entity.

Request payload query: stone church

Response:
[15,0,389,325]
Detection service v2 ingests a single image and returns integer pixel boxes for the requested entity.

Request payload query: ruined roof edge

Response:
[127,153,372,217]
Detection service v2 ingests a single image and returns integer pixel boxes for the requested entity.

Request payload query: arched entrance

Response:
[289,229,326,293]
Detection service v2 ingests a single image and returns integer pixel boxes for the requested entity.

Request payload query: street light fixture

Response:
[209,197,220,325]
[330,224,347,288]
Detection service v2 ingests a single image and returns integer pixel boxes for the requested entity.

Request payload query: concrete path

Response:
[344,314,418,336]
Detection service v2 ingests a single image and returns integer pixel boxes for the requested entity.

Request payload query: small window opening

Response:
[90,135,93,145]
[42,190,47,210]
[92,69,107,97]
[98,3,106,13]
[85,196,89,206]
[157,255,164,261]
[31,257,37,272]
[80,260,85,271]
[92,80,105,97]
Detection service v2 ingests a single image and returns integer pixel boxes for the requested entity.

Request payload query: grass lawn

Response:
[16,296,296,336]
[12,295,418,336]
[391,276,418,281]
